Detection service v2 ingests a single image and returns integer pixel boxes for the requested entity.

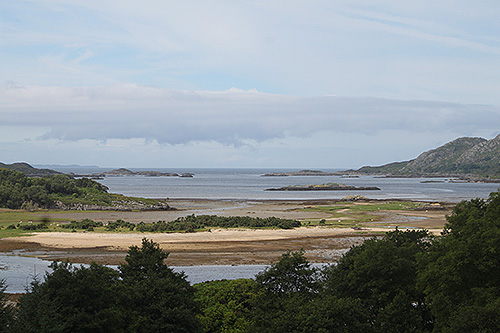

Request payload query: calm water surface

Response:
[97,168,499,202]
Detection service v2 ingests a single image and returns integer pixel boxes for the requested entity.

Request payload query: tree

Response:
[194,279,257,333]
[323,229,433,332]
[0,279,14,332]
[14,239,202,332]
[251,249,375,332]
[418,191,500,331]
[14,262,127,332]
[119,238,202,332]
[255,249,319,295]
[252,250,323,332]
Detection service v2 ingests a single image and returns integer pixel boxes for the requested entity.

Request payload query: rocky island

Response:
[266,183,380,191]
[261,169,341,177]
[74,168,194,178]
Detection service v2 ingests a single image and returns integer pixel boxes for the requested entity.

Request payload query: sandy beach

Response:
[1,199,449,265]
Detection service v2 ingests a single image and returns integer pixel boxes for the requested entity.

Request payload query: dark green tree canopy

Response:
[255,249,319,295]
[14,262,127,332]
[418,191,500,331]
[119,238,202,333]
[13,239,201,333]
[0,168,108,209]
[0,279,15,332]
[194,279,257,333]
[323,229,434,332]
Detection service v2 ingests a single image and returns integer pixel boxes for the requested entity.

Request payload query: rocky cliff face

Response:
[456,134,500,164]
[399,137,487,175]
[357,135,500,178]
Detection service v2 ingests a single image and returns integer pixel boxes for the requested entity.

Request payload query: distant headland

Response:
[344,135,500,181]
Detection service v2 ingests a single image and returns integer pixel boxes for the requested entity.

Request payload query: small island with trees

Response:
[261,169,340,176]
[86,168,194,178]
[266,183,380,191]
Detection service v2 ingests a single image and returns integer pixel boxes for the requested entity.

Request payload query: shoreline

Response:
[0,198,450,266]
[2,228,381,266]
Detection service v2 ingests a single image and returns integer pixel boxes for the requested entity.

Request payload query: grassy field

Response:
[0,200,442,238]
[301,201,429,228]
[0,209,68,237]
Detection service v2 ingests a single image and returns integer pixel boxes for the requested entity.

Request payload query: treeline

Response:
[136,215,300,232]
[0,169,109,209]
[61,219,135,232]
[2,191,500,332]
[60,215,301,232]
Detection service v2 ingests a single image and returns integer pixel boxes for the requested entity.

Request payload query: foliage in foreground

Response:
[247,191,500,332]
[12,239,202,333]
[418,191,500,332]
[194,279,257,333]
[251,231,433,332]
[0,280,15,332]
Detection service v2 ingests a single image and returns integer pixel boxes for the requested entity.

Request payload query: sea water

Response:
[95,168,500,202]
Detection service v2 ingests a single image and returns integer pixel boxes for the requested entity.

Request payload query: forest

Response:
[1,191,500,332]
[0,169,111,209]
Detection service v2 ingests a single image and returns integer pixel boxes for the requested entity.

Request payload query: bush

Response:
[18,223,48,231]
[61,219,103,230]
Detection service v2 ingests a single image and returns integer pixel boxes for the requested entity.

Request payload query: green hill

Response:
[0,162,60,176]
[355,135,500,178]
[0,168,170,210]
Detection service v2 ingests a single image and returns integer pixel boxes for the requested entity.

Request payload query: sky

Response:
[1,1,500,169]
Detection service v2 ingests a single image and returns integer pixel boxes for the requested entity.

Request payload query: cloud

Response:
[2,1,500,104]
[1,84,499,147]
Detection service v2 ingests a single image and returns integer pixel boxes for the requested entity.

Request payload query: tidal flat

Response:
[0,199,450,266]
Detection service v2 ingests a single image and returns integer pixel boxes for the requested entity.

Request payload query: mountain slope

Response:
[356,135,500,178]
